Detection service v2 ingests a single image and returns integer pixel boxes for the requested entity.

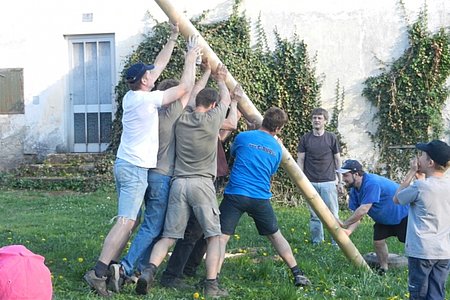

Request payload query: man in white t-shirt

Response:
[83,24,201,297]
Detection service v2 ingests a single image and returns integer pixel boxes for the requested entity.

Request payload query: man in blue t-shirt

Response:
[217,107,311,287]
[337,160,409,274]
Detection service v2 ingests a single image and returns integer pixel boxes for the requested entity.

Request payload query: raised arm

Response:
[212,64,231,108]
[394,157,419,204]
[148,23,179,86]
[161,42,199,106]
[186,58,212,108]
[220,84,243,132]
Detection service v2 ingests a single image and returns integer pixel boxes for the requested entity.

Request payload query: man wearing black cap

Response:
[83,23,201,297]
[394,140,450,300]
[336,160,409,274]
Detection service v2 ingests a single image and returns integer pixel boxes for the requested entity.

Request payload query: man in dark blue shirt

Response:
[337,160,408,274]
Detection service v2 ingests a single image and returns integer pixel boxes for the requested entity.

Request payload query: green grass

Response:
[0,188,447,299]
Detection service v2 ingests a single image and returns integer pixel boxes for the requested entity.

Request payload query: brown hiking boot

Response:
[204,279,228,298]
[83,269,112,297]
[135,266,156,295]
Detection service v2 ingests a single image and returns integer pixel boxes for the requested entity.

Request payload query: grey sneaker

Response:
[107,263,125,293]
[204,279,229,298]
[83,269,112,297]
[294,273,311,287]
[135,267,156,295]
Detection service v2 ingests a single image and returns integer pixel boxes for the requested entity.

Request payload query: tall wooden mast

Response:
[154,0,370,270]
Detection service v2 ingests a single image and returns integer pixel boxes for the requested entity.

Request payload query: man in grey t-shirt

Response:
[297,108,343,245]
[395,140,450,300]
[135,64,231,298]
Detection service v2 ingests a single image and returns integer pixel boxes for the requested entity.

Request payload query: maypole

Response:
[154,0,370,270]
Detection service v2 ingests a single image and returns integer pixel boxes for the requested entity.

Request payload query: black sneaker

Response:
[376,267,387,276]
[294,273,311,287]
[371,265,388,276]
[135,267,156,295]
[183,268,197,277]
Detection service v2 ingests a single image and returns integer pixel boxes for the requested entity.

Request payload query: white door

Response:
[67,34,115,152]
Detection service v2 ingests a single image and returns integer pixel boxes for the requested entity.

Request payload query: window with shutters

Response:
[0,68,24,114]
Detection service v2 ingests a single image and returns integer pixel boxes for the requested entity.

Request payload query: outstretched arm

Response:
[212,64,231,108]
[341,203,372,229]
[220,84,243,131]
[148,23,179,86]
[162,41,199,106]
[186,58,211,108]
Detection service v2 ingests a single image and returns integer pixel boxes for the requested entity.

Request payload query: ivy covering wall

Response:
[362,9,450,180]
[108,2,340,204]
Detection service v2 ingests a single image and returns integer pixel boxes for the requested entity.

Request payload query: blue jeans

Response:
[120,170,171,276]
[114,158,148,220]
[408,257,450,300]
[309,181,339,244]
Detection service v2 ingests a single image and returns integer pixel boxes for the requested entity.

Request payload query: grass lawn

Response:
[0,187,446,299]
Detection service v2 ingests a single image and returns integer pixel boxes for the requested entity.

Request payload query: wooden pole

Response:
[154,0,370,271]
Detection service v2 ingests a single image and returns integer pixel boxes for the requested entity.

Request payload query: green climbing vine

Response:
[362,6,450,180]
[329,79,347,156]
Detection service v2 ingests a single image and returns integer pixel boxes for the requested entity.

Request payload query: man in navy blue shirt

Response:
[337,160,408,274]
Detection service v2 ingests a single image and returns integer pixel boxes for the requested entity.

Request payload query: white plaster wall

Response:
[0,0,449,170]
[239,0,450,168]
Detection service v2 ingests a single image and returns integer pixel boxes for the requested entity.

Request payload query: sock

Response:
[148,263,158,273]
[94,261,109,278]
[109,260,119,266]
[290,265,301,276]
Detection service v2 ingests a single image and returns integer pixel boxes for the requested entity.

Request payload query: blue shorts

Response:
[114,158,148,220]
[219,194,279,236]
